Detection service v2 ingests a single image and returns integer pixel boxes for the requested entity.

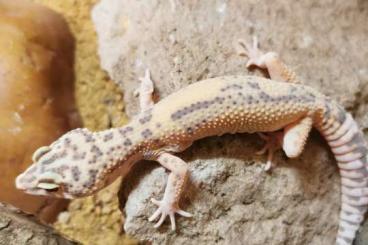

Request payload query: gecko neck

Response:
[102,107,166,172]
[92,122,148,188]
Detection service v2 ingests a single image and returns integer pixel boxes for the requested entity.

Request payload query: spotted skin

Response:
[16,39,367,243]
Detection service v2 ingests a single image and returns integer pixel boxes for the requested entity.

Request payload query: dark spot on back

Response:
[171,96,225,120]
[85,134,95,143]
[73,151,86,160]
[71,166,81,182]
[248,81,260,90]
[91,145,103,157]
[42,154,59,165]
[52,165,70,177]
[139,109,153,124]
[259,91,272,101]
[123,138,132,146]
[103,132,114,142]
[82,169,99,189]
[290,86,297,93]
[221,84,243,92]
[118,126,134,136]
[141,129,153,138]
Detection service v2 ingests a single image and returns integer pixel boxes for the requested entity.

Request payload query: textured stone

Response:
[92,0,368,244]
[0,203,79,245]
[119,135,340,244]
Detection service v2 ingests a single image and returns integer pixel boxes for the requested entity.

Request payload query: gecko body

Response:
[16,39,368,245]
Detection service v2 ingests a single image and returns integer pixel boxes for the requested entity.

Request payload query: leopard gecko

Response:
[16,37,368,245]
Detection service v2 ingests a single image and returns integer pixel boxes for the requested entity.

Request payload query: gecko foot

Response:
[238,36,279,70]
[256,132,283,171]
[237,36,266,68]
[134,69,154,96]
[148,198,192,231]
[134,69,155,112]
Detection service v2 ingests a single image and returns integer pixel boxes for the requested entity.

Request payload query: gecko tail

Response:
[321,113,368,245]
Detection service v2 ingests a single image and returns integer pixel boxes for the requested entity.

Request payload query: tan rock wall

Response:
[0,0,77,222]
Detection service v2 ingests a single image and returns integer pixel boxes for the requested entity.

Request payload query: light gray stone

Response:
[118,135,340,244]
[92,0,368,244]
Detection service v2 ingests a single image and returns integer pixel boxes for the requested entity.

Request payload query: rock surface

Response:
[119,134,340,244]
[0,202,79,245]
[92,0,368,244]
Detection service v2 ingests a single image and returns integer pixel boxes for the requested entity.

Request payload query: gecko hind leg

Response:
[257,117,313,171]
[134,69,155,112]
[237,36,301,84]
[145,152,192,231]
[256,132,284,171]
[282,117,313,158]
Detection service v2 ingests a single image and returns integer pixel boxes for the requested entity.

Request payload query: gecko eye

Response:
[36,182,60,192]
[36,172,62,191]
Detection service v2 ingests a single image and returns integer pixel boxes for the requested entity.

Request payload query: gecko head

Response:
[15,128,99,199]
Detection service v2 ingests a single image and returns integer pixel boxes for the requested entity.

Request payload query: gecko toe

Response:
[148,207,161,222]
[154,212,167,228]
[169,213,176,231]
[151,198,161,206]
[264,160,273,172]
[176,209,192,217]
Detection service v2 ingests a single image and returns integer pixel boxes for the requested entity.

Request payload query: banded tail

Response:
[320,110,368,245]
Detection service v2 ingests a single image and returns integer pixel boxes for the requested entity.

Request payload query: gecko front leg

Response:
[145,151,192,230]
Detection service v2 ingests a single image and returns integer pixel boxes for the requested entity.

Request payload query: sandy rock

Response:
[92,0,368,244]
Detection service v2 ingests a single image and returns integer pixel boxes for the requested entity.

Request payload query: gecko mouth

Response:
[21,182,61,197]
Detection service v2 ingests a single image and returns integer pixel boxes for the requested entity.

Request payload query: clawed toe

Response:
[264,160,273,172]
[148,198,192,231]
[176,209,192,217]
[237,36,264,68]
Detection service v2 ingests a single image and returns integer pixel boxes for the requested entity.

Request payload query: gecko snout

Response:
[15,169,63,197]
